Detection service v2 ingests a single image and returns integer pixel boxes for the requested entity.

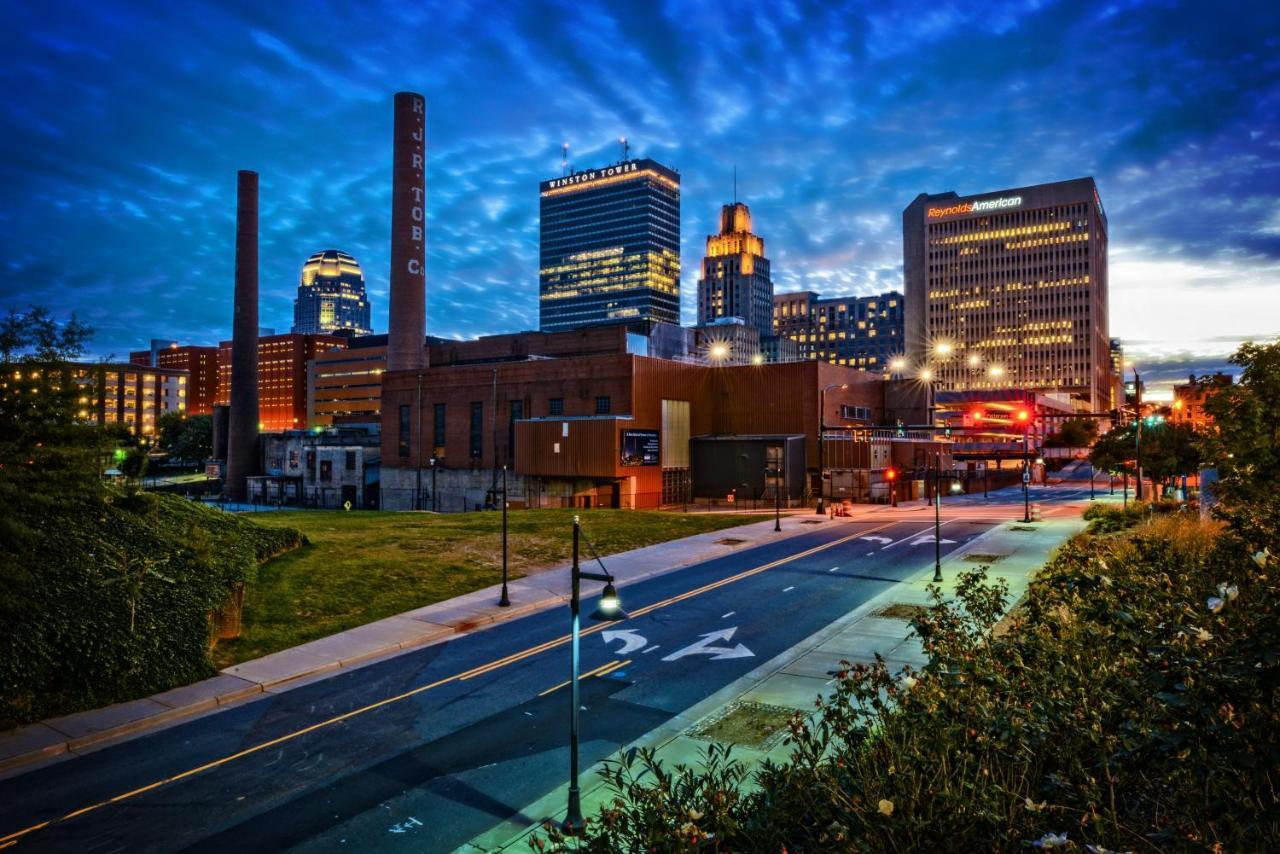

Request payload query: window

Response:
[345,450,356,471]
[398,404,411,458]
[433,403,446,450]
[319,459,332,482]
[470,401,483,459]
[549,397,564,416]
[595,395,611,415]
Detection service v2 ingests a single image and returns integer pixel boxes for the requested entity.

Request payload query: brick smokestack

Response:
[225,170,260,503]
[387,91,427,372]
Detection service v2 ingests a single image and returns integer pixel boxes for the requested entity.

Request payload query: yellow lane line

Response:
[0,518,905,847]
[537,658,631,698]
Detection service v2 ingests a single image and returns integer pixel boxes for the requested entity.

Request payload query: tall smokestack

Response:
[387,91,427,372]
[225,169,260,503]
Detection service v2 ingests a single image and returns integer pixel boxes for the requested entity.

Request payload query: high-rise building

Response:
[130,341,220,415]
[292,250,373,336]
[308,334,388,427]
[75,363,189,440]
[697,201,773,338]
[772,291,905,375]
[539,158,680,332]
[903,177,1111,411]
[217,333,347,431]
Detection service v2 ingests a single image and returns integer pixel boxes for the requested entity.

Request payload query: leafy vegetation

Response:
[215,509,761,667]
[1044,416,1099,448]
[1091,419,1200,495]
[156,410,213,466]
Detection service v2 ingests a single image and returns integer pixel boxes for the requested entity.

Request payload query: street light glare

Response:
[936,342,953,356]
[890,358,906,371]
[920,368,933,381]
[967,354,980,367]
[709,342,729,361]
[989,365,1005,378]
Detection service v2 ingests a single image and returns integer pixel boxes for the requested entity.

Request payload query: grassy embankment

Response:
[215,509,760,667]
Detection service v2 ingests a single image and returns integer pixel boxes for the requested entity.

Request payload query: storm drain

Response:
[716,537,747,546]
[964,553,1007,564]
[875,603,931,620]
[688,701,796,750]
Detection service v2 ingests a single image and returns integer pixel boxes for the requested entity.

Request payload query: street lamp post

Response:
[499,464,511,607]
[430,457,438,512]
[1021,404,1032,524]
[562,516,626,835]
[1133,367,1145,502]
[771,444,782,533]
[815,383,848,514]
[933,451,944,583]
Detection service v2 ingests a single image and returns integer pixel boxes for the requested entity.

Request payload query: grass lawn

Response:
[213,508,760,668]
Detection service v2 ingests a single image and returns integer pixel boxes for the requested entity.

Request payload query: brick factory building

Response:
[129,340,219,415]
[217,332,347,432]
[378,325,942,511]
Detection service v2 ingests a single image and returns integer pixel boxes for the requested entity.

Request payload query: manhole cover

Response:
[687,701,796,750]
[964,553,1006,563]
[716,537,747,546]
[875,603,930,620]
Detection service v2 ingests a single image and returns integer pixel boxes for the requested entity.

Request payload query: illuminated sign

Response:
[621,429,659,466]
[546,161,640,190]
[927,195,1023,219]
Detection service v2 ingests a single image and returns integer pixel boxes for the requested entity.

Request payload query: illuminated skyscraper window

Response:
[538,158,680,332]
[292,249,373,336]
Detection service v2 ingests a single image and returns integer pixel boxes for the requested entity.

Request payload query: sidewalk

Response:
[0,511,837,777]
[464,511,1089,852]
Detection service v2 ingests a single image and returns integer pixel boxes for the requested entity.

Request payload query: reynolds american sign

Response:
[927,195,1024,219]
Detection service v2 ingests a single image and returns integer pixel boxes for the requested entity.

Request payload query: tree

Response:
[1044,417,1098,448]
[1200,340,1280,541]
[1091,420,1201,495]
[157,411,213,466]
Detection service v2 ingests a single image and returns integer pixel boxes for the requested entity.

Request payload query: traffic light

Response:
[1015,409,1031,425]
[885,467,898,481]
[972,409,985,423]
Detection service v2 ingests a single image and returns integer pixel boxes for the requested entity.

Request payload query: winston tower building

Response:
[903,177,1112,411]
[538,158,681,332]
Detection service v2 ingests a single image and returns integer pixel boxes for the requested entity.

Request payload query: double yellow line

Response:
[0,519,900,847]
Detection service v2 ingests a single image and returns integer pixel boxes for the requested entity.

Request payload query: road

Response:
[0,487,1085,853]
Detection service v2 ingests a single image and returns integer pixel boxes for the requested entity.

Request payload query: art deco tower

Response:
[292,250,372,335]
[696,201,773,339]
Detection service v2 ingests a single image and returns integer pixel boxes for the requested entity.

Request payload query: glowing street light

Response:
[935,341,953,357]
[708,342,730,363]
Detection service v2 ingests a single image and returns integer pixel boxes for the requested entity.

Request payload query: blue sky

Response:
[3,0,1278,397]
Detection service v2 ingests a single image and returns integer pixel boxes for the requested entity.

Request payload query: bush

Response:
[0,492,302,729]
[535,515,1280,851]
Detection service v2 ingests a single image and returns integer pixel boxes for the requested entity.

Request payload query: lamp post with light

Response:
[816,382,849,514]
[498,464,510,607]
[561,515,626,835]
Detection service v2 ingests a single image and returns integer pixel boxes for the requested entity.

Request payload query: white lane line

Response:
[641,645,660,654]
[830,566,841,572]
[783,586,796,592]
[721,611,736,619]
[880,520,957,550]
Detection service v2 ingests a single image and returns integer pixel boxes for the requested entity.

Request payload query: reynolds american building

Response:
[903,177,1112,411]
[538,158,681,332]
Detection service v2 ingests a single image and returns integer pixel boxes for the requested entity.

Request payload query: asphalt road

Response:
[0,487,1081,853]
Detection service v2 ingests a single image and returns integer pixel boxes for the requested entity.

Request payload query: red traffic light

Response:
[1015,409,1030,423]
[972,409,985,422]
[885,467,898,481]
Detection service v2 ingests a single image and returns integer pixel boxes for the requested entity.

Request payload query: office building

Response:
[292,250,373,336]
[130,341,220,415]
[217,333,346,432]
[1172,372,1233,431]
[75,363,188,440]
[539,158,681,332]
[903,177,1111,411]
[694,317,760,366]
[308,335,388,427]
[772,291,905,374]
[697,201,773,338]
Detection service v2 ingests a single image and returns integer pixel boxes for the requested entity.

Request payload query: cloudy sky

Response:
[3,0,1278,398]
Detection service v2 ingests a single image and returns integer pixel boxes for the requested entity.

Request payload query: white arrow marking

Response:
[662,627,755,662]
[861,535,893,544]
[601,629,648,655]
[910,536,956,546]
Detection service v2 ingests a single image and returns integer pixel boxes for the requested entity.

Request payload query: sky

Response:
[2,0,1278,399]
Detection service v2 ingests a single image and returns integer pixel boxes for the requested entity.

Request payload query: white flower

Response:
[1024,797,1047,812]
[1253,548,1271,568]
[877,798,894,817]
[1217,583,1239,602]
[900,675,918,691]
[1032,831,1069,848]
[1196,627,1213,642]
[1207,596,1225,614]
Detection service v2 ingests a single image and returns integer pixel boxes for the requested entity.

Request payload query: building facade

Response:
[772,291,905,374]
[292,250,373,336]
[903,177,1111,411]
[250,427,380,508]
[75,362,188,439]
[539,158,681,332]
[1171,372,1233,431]
[217,333,347,431]
[697,201,773,338]
[308,334,388,427]
[129,341,219,415]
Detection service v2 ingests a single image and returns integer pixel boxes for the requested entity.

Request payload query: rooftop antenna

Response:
[620,136,629,162]
[562,143,570,176]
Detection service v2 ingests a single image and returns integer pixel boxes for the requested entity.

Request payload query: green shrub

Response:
[0,493,302,729]
[535,516,1280,851]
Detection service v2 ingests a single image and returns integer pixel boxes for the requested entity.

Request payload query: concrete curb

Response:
[0,512,831,778]
[466,513,1089,851]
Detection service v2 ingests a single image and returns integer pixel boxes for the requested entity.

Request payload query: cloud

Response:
[0,0,1276,367]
